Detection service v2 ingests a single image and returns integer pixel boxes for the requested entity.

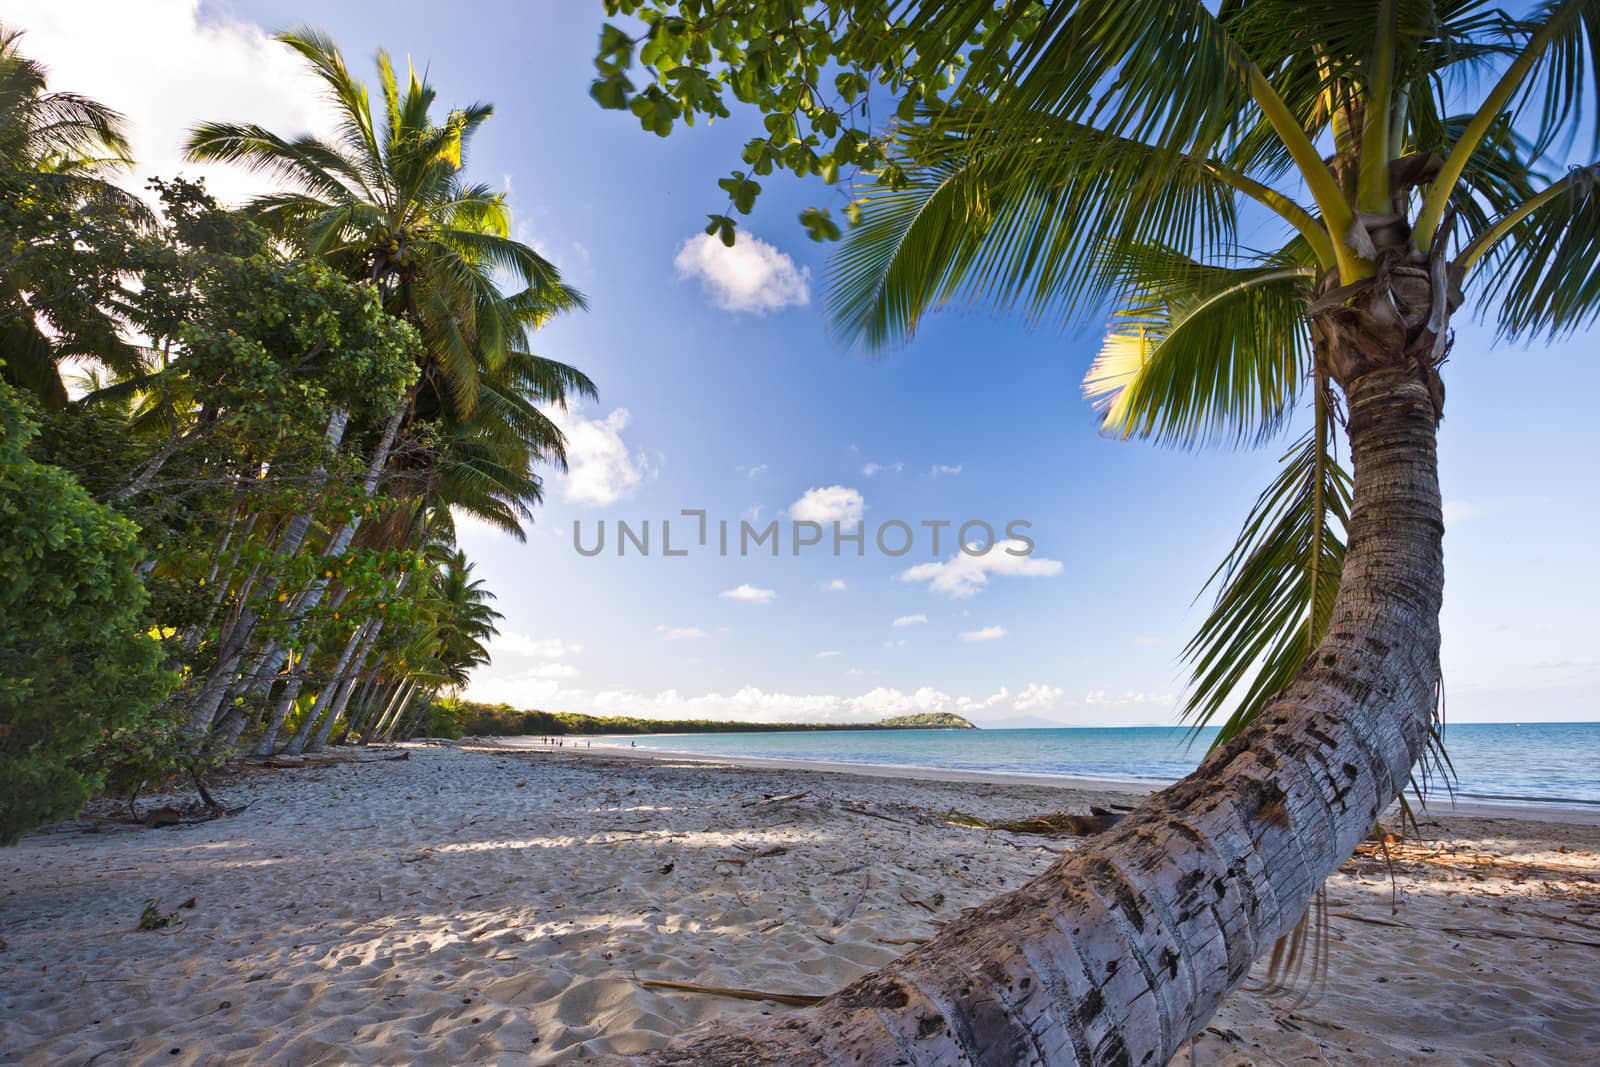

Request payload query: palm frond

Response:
[830,111,1239,347]
[1083,247,1315,448]
[1183,420,1352,747]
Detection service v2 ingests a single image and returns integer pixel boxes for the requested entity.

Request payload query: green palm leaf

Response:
[1183,420,1352,747]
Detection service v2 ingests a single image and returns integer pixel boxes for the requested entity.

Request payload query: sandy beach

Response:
[3,742,1596,1066]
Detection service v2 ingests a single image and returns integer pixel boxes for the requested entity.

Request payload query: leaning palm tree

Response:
[590,0,1600,1062]
[184,29,591,749]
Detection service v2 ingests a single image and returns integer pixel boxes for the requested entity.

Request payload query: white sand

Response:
[2,742,1596,1065]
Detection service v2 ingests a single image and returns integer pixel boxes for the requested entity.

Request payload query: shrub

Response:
[0,377,173,843]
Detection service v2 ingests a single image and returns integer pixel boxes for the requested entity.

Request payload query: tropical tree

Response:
[589,0,1600,1062]
[186,27,586,421]
[0,25,149,409]
[0,373,171,844]
[183,29,592,755]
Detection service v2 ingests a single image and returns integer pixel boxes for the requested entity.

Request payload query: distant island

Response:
[433,701,976,737]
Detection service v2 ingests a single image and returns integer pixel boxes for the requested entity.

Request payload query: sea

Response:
[615,722,1600,807]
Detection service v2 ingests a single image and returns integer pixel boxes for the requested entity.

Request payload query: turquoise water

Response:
[618,723,1600,806]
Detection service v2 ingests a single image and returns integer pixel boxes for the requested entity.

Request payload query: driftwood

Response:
[943,807,1125,837]
[636,979,826,1007]
[741,791,809,808]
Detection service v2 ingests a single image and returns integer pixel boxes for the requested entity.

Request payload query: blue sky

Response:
[13,0,1598,725]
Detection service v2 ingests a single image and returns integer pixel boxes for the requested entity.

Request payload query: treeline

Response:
[0,27,585,841]
[423,701,977,737]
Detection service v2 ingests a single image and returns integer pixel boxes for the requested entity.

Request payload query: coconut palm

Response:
[185,27,585,418]
[593,0,1600,1062]
[183,29,592,751]
[0,25,148,408]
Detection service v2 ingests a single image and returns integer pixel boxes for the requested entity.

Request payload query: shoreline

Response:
[481,735,1600,826]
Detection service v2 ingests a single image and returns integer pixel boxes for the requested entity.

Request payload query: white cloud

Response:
[674,232,810,313]
[489,634,582,659]
[931,464,963,477]
[884,639,909,648]
[542,405,652,507]
[899,540,1064,599]
[743,504,765,522]
[822,579,848,592]
[862,461,903,476]
[960,625,1008,643]
[816,650,841,658]
[790,485,865,524]
[720,584,777,604]
[736,463,769,477]
[892,614,928,628]
[846,668,865,676]
[529,662,579,680]
[4,0,336,209]
[655,625,707,641]
[1012,683,1065,712]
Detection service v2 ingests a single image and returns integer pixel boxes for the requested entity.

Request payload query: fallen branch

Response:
[943,809,1122,837]
[637,978,826,1007]
[742,791,810,809]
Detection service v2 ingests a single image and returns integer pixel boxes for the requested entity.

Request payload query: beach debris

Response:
[636,978,826,1007]
[657,861,675,875]
[742,791,810,808]
[841,804,912,826]
[829,871,871,926]
[943,809,1124,837]
[137,898,185,931]
[899,890,945,914]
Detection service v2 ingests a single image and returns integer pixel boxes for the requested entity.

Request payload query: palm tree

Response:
[185,27,586,418]
[183,28,591,750]
[592,1,1600,1062]
[0,25,149,409]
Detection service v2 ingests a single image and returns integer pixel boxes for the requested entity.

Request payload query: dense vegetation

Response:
[421,702,976,737]
[0,25,585,838]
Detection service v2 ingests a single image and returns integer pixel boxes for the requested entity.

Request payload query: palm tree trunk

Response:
[347,666,381,736]
[593,365,1444,1066]
[374,680,419,743]
[280,613,371,756]
[204,397,410,747]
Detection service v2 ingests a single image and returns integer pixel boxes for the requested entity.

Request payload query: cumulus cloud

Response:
[1012,683,1065,712]
[5,0,335,208]
[861,461,903,476]
[720,584,777,604]
[489,634,582,659]
[892,614,928,628]
[790,485,864,524]
[899,539,1063,599]
[931,464,963,477]
[542,405,652,507]
[823,579,847,592]
[674,232,810,313]
[655,625,706,641]
[959,625,1008,643]
[529,662,579,679]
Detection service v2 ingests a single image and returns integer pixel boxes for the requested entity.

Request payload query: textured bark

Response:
[588,364,1444,1067]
